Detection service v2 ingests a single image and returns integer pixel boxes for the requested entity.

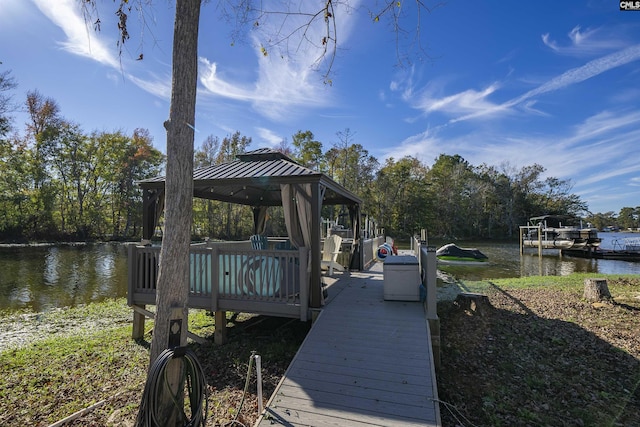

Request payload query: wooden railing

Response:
[127,242,309,321]
[414,232,440,368]
[362,236,385,269]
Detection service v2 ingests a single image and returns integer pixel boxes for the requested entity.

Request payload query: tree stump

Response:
[454,292,491,316]
[583,278,611,301]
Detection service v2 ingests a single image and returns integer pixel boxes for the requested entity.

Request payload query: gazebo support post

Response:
[214,310,227,345]
[142,188,164,240]
[310,182,322,309]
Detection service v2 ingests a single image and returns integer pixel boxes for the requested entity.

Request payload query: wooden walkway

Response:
[255,256,441,427]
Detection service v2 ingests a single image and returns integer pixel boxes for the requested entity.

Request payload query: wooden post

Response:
[299,247,309,322]
[538,225,542,257]
[519,226,524,255]
[425,246,438,319]
[132,304,146,340]
[214,310,227,345]
[421,245,440,369]
[584,278,611,301]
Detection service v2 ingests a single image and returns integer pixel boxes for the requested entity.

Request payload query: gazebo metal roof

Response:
[138,148,362,207]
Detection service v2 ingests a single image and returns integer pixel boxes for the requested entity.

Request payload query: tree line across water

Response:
[0,71,635,242]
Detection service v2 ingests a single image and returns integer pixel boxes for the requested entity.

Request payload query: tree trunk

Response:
[583,278,611,302]
[454,292,491,316]
[147,0,201,424]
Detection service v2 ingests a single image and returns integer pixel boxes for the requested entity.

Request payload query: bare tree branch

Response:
[370,0,446,67]
[80,0,164,61]
[219,0,441,83]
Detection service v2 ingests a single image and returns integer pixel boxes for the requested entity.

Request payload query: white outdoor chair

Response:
[321,234,344,275]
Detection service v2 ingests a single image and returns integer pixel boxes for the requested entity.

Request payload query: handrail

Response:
[612,237,640,252]
[362,236,385,269]
[416,240,437,320]
[127,243,308,320]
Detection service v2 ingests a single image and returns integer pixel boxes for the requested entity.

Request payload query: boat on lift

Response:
[522,215,601,250]
[436,243,489,265]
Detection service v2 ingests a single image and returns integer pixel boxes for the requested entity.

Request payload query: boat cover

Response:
[436,243,488,261]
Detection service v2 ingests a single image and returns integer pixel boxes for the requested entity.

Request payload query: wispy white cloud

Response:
[128,73,171,99]
[31,0,174,100]
[449,44,640,123]
[389,109,640,195]
[415,82,503,116]
[33,0,119,68]
[511,45,640,102]
[565,110,640,146]
[199,59,257,102]
[380,127,443,163]
[542,25,624,56]
[199,56,331,121]
[198,1,362,121]
[255,127,283,147]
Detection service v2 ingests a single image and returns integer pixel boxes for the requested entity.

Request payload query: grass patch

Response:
[0,299,309,426]
[0,324,149,426]
[437,274,640,426]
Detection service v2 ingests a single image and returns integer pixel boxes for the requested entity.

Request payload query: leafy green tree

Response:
[0,69,25,238]
[0,69,17,138]
[322,129,378,229]
[291,130,323,171]
[531,176,588,218]
[23,90,64,238]
[474,164,513,237]
[194,135,220,168]
[617,207,638,231]
[193,135,221,238]
[427,154,475,238]
[374,156,431,237]
[49,122,90,236]
[218,132,252,239]
[586,211,617,231]
[216,131,251,164]
[0,137,31,238]
[330,129,378,195]
[95,129,164,239]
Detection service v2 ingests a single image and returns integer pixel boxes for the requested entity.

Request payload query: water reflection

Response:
[433,233,640,282]
[44,247,60,285]
[0,243,129,313]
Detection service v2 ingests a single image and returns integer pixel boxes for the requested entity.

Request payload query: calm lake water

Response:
[1,232,639,313]
[0,243,129,313]
[430,232,640,281]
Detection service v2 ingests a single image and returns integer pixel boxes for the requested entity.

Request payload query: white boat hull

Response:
[522,239,575,249]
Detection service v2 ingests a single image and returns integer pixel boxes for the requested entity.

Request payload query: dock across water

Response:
[255,253,441,427]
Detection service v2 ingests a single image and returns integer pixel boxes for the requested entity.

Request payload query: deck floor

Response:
[255,254,440,427]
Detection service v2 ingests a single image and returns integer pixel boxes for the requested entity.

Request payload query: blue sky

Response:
[2,1,640,215]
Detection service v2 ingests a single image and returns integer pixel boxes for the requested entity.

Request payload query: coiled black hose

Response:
[135,347,208,427]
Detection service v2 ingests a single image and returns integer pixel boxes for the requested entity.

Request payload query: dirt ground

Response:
[436,279,640,427]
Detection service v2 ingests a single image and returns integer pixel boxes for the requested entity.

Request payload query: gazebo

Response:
[128,148,367,340]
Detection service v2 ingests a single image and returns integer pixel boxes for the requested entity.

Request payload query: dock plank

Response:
[255,258,440,427]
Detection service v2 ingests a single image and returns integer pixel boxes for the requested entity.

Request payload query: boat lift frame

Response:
[519,224,543,257]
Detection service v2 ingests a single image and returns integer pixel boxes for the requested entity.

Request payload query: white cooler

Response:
[383,255,421,301]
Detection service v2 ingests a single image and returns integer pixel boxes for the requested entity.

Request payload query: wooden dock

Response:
[255,257,441,427]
